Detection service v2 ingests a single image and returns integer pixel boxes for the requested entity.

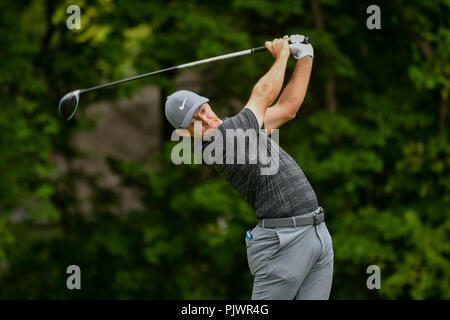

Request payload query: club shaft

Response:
[79,36,309,94]
[81,48,261,94]
[81,66,179,93]
[177,48,255,69]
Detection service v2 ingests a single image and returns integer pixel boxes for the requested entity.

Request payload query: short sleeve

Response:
[219,108,260,132]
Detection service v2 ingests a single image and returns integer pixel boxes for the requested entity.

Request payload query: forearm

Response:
[276,56,313,116]
[253,54,289,105]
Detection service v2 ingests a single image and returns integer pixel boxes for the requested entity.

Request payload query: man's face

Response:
[185,103,221,137]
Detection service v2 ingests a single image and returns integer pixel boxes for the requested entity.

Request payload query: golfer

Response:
[165,35,333,300]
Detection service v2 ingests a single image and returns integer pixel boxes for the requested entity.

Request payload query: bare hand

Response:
[265,38,290,60]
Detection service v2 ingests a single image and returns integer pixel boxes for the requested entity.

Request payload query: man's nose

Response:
[198,113,210,122]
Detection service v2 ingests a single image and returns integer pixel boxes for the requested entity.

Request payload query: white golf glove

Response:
[285,34,314,59]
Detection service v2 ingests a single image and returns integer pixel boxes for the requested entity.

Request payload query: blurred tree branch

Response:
[309,0,338,115]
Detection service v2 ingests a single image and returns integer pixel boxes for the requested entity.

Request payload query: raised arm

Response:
[264,38,314,132]
[244,38,290,128]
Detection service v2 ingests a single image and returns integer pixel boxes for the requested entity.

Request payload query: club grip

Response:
[251,46,267,53]
[297,36,310,44]
[251,36,310,54]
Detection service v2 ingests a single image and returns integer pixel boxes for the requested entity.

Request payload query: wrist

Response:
[298,55,313,62]
[277,52,290,61]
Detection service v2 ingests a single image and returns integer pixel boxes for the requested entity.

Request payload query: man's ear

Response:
[175,128,191,137]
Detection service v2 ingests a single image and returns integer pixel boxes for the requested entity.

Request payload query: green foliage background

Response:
[0,0,449,299]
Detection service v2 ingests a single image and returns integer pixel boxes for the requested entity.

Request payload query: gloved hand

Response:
[284,34,314,59]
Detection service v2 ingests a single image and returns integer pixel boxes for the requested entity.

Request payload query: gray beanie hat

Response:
[165,90,209,128]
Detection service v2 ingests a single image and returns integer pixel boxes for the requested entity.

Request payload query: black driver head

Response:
[58,90,80,121]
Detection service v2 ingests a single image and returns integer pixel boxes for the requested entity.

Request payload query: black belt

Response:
[258,207,325,228]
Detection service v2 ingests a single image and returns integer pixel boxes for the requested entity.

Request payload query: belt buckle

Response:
[313,213,319,226]
[310,207,324,225]
[313,212,321,225]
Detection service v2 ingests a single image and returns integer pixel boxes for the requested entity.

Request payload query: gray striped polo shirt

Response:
[203,108,318,219]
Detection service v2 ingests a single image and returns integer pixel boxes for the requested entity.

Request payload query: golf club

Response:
[58,35,310,121]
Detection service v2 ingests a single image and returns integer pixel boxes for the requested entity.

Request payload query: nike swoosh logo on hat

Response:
[179,98,187,110]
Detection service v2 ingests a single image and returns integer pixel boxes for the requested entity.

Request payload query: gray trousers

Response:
[245,219,334,300]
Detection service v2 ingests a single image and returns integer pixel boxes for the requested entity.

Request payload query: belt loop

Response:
[291,216,296,228]
[262,219,265,228]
